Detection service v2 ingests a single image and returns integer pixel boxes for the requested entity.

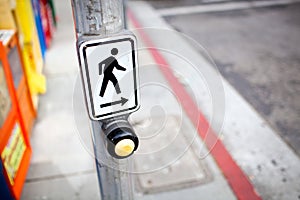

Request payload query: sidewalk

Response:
[21,1,300,200]
[129,2,300,199]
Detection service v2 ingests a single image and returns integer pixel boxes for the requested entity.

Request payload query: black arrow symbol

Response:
[100,97,128,108]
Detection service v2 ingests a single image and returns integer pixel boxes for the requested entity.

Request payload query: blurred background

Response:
[0,0,299,199]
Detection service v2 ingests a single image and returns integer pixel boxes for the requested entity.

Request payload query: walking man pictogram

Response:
[99,48,126,97]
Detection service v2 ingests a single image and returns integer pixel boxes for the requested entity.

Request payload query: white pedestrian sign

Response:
[78,34,140,120]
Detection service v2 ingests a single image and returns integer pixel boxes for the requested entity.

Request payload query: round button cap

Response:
[114,139,135,157]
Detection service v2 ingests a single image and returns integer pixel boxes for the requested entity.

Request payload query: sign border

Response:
[79,35,139,120]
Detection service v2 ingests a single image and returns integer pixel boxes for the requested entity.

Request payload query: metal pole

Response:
[71,0,124,36]
[91,120,134,199]
[71,1,135,199]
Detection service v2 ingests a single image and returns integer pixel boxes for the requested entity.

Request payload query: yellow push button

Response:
[115,139,135,157]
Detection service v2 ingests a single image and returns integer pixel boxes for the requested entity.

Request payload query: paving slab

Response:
[22,172,100,200]
[133,116,211,194]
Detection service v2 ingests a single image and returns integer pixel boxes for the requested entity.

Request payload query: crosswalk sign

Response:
[78,34,140,120]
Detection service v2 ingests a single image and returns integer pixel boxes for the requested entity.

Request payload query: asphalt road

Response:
[145,0,300,156]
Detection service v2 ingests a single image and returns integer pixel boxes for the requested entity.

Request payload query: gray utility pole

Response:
[71,1,139,199]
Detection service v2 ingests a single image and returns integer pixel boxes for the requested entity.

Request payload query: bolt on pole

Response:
[71,0,136,199]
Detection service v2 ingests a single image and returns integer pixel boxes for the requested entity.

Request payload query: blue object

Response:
[0,160,14,200]
[31,0,47,59]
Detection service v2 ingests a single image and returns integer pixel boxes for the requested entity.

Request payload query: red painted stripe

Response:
[128,10,261,200]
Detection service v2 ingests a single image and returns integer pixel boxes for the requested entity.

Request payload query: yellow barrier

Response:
[14,0,46,95]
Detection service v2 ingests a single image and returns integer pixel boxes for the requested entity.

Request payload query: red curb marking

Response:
[128,10,262,200]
